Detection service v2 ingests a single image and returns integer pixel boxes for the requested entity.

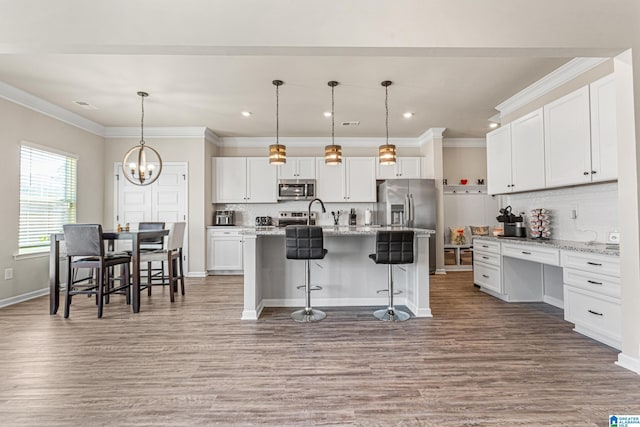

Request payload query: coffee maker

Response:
[496,205,526,238]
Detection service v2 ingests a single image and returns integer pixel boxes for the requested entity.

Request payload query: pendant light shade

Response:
[325,80,342,165]
[122,91,163,186]
[269,80,286,165]
[379,80,397,165]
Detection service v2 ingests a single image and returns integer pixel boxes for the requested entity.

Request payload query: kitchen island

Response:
[241,226,434,320]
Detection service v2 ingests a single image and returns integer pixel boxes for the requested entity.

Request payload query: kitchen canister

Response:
[529,208,551,239]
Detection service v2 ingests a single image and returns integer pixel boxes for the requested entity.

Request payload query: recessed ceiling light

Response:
[403,112,414,118]
[323,111,332,117]
[241,111,252,117]
[489,122,499,128]
[73,100,98,110]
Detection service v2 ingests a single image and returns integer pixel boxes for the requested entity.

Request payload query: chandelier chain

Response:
[385,84,389,144]
[276,83,279,144]
[331,84,335,143]
[140,93,145,146]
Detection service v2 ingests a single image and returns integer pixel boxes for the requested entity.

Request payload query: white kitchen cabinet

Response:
[316,157,376,202]
[486,109,545,195]
[511,108,546,192]
[207,228,243,272]
[544,86,592,187]
[472,238,502,294]
[590,74,617,182]
[213,157,277,203]
[277,157,316,180]
[562,250,621,349]
[376,157,424,180]
[486,125,512,195]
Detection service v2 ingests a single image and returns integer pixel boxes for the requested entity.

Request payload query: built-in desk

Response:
[473,236,621,349]
[241,226,434,320]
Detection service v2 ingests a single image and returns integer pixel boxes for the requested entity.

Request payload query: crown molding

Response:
[0,80,105,136]
[104,126,209,139]
[443,138,486,148]
[495,57,608,117]
[417,127,446,144]
[220,136,423,148]
[205,128,222,145]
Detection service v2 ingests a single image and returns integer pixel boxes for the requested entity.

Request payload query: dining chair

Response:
[138,222,166,290]
[63,224,132,318]
[139,222,186,302]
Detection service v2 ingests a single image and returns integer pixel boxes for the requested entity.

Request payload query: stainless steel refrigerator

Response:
[377,179,437,273]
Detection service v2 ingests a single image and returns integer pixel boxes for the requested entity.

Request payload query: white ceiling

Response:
[1,0,630,140]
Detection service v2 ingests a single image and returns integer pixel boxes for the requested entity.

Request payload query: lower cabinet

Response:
[472,238,502,294]
[207,228,243,273]
[561,251,621,350]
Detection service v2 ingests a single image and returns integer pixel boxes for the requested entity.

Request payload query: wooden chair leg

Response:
[64,259,72,319]
[121,263,131,305]
[97,267,104,318]
[179,251,185,296]
[168,255,175,303]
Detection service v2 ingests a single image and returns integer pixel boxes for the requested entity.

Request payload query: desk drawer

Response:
[473,239,500,254]
[564,285,621,346]
[473,262,501,294]
[563,268,620,299]
[561,251,620,277]
[474,251,500,266]
[501,243,560,266]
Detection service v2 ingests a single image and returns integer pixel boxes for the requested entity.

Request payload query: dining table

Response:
[49,229,170,315]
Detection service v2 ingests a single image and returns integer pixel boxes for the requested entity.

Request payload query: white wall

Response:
[443,146,487,186]
[502,182,618,243]
[0,98,105,302]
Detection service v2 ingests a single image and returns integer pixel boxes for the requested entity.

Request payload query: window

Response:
[19,143,77,254]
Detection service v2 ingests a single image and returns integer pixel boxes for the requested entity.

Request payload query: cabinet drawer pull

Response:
[587,261,602,266]
[482,256,489,260]
[521,251,531,255]
[481,245,489,248]
[482,274,490,278]
[587,280,603,285]
[588,309,603,316]
[583,171,589,175]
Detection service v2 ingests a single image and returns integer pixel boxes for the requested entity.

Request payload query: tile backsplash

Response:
[502,182,618,243]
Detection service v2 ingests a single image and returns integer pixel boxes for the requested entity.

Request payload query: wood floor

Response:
[1,272,639,426]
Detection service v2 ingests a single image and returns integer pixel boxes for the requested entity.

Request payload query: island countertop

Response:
[242,226,435,237]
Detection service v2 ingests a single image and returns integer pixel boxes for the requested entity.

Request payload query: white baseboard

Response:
[241,300,264,320]
[543,295,564,309]
[0,287,49,308]
[263,297,391,307]
[434,268,447,275]
[207,270,243,276]
[405,299,433,318]
[616,353,640,375]
[186,271,207,278]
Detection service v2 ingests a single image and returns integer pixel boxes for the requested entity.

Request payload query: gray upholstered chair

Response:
[63,224,131,318]
[139,222,186,302]
[369,230,415,321]
[285,225,328,322]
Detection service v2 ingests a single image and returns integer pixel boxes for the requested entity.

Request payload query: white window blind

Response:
[19,144,77,254]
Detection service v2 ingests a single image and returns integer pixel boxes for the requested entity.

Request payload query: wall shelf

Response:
[444,185,487,194]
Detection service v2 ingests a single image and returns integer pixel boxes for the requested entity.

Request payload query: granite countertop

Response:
[473,235,620,257]
[243,226,435,236]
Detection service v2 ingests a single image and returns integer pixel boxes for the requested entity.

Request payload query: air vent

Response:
[341,121,360,126]
[73,101,98,110]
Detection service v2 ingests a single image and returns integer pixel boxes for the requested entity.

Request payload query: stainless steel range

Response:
[277,211,317,227]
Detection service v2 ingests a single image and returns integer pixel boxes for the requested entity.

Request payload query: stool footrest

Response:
[296,285,322,291]
[376,289,402,295]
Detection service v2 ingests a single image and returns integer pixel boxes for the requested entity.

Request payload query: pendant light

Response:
[379,80,397,165]
[122,91,163,186]
[324,81,342,165]
[269,80,286,165]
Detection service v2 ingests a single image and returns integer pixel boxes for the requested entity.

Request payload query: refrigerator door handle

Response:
[404,194,410,226]
[409,193,415,226]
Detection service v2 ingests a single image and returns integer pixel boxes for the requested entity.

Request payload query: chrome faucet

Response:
[307,198,326,225]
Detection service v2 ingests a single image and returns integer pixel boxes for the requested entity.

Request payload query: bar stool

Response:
[285,225,328,322]
[369,230,414,321]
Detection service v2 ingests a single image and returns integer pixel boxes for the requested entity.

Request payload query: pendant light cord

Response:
[385,84,389,144]
[331,84,335,144]
[140,93,145,146]
[276,83,279,144]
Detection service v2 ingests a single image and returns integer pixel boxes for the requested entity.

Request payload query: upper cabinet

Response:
[544,86,592,187]
[376,157,424,180]
[487,74,617,195]
[486,125,513,195]
[277,157,316,180]
[589,74,617,182]
[316,157,376,202]
[213,157,277,203]
[511,108,546,192]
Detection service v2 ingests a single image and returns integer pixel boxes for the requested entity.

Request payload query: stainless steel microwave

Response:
[278,179,315,201]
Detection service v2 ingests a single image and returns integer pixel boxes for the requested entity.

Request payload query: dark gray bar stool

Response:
[285,225,328,322]
[369,230,415,321]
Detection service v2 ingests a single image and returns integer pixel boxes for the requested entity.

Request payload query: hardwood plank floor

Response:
[0,272,639,426]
